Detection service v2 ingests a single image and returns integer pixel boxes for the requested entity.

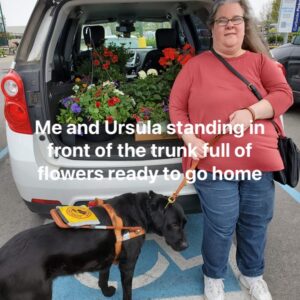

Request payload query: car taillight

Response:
[32,199,62,205]
[1,70,33,134]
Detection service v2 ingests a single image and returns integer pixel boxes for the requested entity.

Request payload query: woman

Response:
[169,1,293,300]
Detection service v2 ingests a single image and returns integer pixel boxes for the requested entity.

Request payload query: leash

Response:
[166,133,225,208]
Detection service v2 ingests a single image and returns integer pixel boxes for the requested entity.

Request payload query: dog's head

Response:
[148,191,188,251]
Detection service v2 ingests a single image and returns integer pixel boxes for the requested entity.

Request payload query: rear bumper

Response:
[7,126,200,214]
[24,193,201,215]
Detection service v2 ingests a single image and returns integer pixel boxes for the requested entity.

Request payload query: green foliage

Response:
[56,96,84,125]
[0,48,6,57]
[146,37,156,48]
[288,33,300,43]
[271,0,281,23]
[79,82,134,124]
[76,43,131,84]
[133,101,169,123]
[122,74,171,104]
[57,81,134,125]
[268,34,284,44]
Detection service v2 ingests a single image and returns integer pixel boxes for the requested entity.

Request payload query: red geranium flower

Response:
[106,116,114,124]
[132,114,141,122]
[182,43,195,55]
[94,89,102,98]
[162,48,178,60]
[112,96,121,104]
[159,57,168,66]
[178,53,193,65]
[102,61,110,70]
[104,48,113,57]
[177,54,184,63]
[112,55,119,63]
[182,43,191,51]
[95,101,101,108]
[93,59,100,66]
[108,96,121,106]
[103,47,109,55]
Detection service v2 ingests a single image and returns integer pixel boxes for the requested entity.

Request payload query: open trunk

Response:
[42,0,212,160]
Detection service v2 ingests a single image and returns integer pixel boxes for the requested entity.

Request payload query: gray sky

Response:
[1,0,271,27]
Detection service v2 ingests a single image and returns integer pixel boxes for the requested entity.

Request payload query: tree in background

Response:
[271,0,281,23]
[258,0,283,45]
[259,0,273,32]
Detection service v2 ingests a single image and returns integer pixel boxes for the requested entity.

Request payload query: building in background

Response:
[0,2,8,46]
[6,26,25,39]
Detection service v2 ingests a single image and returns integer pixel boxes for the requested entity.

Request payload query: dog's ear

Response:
[149,191,166,212]
[149,190,156,199]
[148,192,167,234]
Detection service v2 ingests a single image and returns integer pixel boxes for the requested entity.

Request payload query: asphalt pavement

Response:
[0,55,12,149]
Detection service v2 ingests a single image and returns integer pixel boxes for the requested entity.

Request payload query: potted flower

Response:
[76,43,132,84]
[133,101,169,124]
[56,96,84,125]
[159,43,195,83]
[122,68,171,104]
[56,95,84,145]
[56,79,135,142]
[76,81,135,141]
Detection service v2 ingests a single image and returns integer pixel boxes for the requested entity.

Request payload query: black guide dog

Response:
[0,191,188,300]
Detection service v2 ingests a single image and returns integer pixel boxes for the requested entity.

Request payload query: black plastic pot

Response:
[60,124,76,146]
[83,121,117,142]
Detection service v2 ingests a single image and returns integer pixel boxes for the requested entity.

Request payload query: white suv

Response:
[1,0,212,215]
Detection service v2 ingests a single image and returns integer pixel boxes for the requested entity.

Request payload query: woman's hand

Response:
[229,109,253,132]
[182,134,209,160]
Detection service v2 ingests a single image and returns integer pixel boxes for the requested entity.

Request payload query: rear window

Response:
[80,21,171,51]
[190,14,211,51]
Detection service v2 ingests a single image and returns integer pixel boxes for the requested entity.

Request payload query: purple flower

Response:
[143,108,151,116]
[61,97,73,108]
[163,105,169,113]
[70,103,81,114]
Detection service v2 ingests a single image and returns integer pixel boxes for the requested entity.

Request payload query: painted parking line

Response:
[52,214,250,300]
[0,147,8,160]
[278,183,300,204]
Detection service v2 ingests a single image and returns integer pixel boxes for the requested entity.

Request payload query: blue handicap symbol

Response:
[53,214,242,299]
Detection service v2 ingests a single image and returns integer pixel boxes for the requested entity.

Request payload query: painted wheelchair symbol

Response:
[74,234,248,299]
[74,234,204,290]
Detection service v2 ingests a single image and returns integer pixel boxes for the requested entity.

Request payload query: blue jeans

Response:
[194,171,274,279]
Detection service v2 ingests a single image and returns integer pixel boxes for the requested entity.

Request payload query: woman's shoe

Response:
[239,274,272,300]
[203,274,225,300]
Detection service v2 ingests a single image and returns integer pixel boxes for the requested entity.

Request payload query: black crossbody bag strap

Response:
[211,48,281,135]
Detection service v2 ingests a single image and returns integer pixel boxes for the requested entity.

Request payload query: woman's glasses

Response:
[214,16,244,26]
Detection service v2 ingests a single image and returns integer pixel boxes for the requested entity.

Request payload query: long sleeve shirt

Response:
[169,50,293,173]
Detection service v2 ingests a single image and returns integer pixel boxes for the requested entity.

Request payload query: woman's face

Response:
[211,3,245,54]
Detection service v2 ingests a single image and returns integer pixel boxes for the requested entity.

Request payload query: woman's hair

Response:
[207,0,270,56]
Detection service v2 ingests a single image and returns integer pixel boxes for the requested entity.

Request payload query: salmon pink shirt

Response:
[169,51,293,173]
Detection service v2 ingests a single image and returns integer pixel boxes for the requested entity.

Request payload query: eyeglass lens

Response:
[215,16,244,26]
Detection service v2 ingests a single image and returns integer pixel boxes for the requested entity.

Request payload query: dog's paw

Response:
[101,286,116,297]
